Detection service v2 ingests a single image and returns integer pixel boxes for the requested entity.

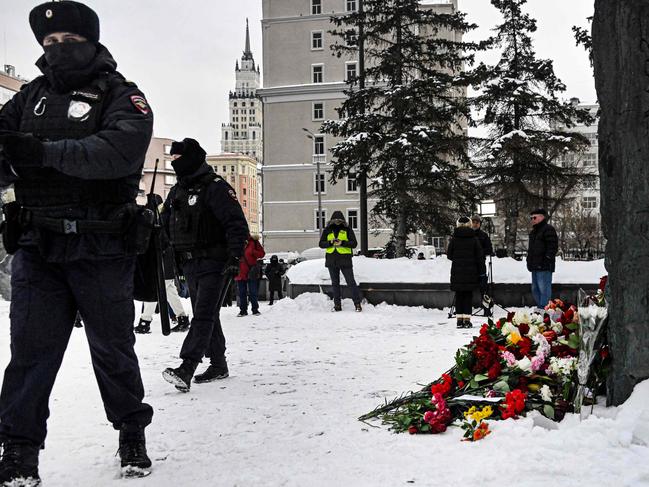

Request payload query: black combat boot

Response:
[0,440,41,486]
[355,304,362,312]
[456,317,465,329]
[118,424,151,476]
[333,303,342,312]
[463,318,473,329]
[170,315,190,333]
[194,357,229,383]
[134,319,151,334]
[162,360,197,392]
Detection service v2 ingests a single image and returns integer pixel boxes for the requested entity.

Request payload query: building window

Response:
[164,159,173,170]
[222,166,227,172]
[345,30,358,47]
[225,132,229,140]
[312,64,324,84]
[346,172,358,192]
[582,196,598,209]
[164,175,177,186]
[431,236,445,254]
[231,166,235,172]
[311,31,323,50]
[234,102,238,107]
[252,131,256,140]
[314,173,326,194]
[312,0,322,15]
[163,145,171,155]
[346,0,357,11]
[243,200,247,208]
[347,209,359,230]
[313,102,324,121]
[583,153,597,167]
[345,61,358,81]
[315,209,327,230]
[242,102,246,107]
[314,135,325,156]
[243,188,247,195]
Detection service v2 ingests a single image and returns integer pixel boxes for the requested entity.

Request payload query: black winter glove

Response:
[223,256,240,277]
[0,131,44,173]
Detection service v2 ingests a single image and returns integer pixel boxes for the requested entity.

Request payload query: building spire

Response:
[243,18,253,60]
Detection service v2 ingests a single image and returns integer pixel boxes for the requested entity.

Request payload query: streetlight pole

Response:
[358,0,369,255]
[303,128,323,234]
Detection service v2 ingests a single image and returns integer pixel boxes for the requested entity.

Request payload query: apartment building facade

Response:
[259,0,457,253]
[0,65,26,111]
[207,153,261,235]
[140,137,176,202]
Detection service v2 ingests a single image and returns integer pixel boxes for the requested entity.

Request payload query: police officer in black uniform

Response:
[161,138,248,392]
[0,2,154,483]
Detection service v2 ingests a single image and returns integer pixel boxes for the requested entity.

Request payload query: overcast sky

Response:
[1,1,595,154]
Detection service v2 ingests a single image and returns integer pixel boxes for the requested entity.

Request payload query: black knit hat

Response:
[331,210,345,222]
[170,138,207,177]
[29,1,100,45]
[530,208,548,217]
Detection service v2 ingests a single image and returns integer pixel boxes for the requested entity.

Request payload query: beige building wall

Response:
[259,0,456,253]
[141,137,175,203]
[207,154,260,235]
[0,65,26,111]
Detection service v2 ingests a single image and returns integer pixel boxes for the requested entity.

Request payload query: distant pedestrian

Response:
[236,234,265,317]
[319,211,362,312]
[265,255,286,304]
[471,215,494,315]
[526,208,559,310]
[447,217,485,328]
[417,252,426,260]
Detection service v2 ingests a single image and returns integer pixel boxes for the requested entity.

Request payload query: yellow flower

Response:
[527,383,541,393]
[508,330,522,345]
[464,406,477,419]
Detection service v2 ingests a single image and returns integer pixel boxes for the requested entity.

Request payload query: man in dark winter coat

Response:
[318,211,362,312]
[265,255,286,304]
[161,138,248,392]
[0,2,155,482]
[526,208,559,309]
[447,217,486,328]
[471,215,494,314]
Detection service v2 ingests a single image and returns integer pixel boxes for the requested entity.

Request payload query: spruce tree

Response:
[322,0,484,256]
[473,0,593,254]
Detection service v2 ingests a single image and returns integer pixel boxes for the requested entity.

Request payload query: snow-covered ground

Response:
[287,256,607,285]
[0,294,646,487]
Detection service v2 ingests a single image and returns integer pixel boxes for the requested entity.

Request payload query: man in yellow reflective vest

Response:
[318,211,362,312]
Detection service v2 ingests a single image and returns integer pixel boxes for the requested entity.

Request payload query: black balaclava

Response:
[170,138,207,178]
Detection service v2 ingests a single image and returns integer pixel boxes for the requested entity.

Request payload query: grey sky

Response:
[1,1,595,154]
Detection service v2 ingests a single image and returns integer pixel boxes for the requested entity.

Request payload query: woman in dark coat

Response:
[265,255,286,304]
[447,216,486,328]
[318,211,362,312]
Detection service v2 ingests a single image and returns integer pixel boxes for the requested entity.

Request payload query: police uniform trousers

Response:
[0,249,154,446]
[180,258,226,364]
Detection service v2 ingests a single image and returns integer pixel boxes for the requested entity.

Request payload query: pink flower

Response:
[501,351,517,367]
[531,355,545,372]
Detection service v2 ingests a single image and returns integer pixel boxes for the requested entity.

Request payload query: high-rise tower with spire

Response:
[221,19,262,163]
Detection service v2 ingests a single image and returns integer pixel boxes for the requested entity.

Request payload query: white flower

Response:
[526,324,540,338]
[547,357,577,382]
[551,321,563,334]
[596,307,608,319]
[501,322,518,337]
[517,357,533,374]
[532,334,551,357]
[513,310,531,326]
[540,385,553,402]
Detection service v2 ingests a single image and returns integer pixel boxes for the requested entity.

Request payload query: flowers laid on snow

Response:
[361,297,611,441]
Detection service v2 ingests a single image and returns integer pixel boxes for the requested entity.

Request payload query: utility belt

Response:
[1,203,154,255]
[176,246,228,263]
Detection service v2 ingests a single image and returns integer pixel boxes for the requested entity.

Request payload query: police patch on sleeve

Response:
[130,95,150,115]
[228,189,238,201]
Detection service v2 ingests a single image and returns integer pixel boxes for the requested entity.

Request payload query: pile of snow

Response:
[287,255,606,285]
[0,297,645,486]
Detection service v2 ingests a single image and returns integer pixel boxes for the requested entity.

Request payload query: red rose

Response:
[518,323,530,336]
[408,425,418,434]
[487,362,502,380]
[599,276,608,292]
[507,312,515,322]
[542,330,557,343]
[599,346,610,360]
[458,380,465,389]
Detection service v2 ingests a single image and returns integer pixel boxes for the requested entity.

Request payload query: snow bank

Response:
[287,255,606,285]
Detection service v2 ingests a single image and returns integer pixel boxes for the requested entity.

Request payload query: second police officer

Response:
[161,138,249,392]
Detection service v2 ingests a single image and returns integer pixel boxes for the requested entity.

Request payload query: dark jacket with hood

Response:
[527,219,559,272]
[0,44,153,262]
[447,226,486,292]
[162,162,249,263]
[318,212,358,269]
[265,256,286,289]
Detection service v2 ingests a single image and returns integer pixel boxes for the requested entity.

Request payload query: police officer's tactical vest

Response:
[169,173,228,252]
[15,73,139,208]
[326,229,352,254]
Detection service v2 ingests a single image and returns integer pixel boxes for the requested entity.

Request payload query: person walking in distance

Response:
[265,255,286,305]
[0,2,155,481]
[526,208,559,310]
[447,217,485,328]
[235,234,265,317]
[161,138,248,392]
[318,211,362,312]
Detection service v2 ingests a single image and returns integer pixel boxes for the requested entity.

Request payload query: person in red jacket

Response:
[236,234,265,317]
